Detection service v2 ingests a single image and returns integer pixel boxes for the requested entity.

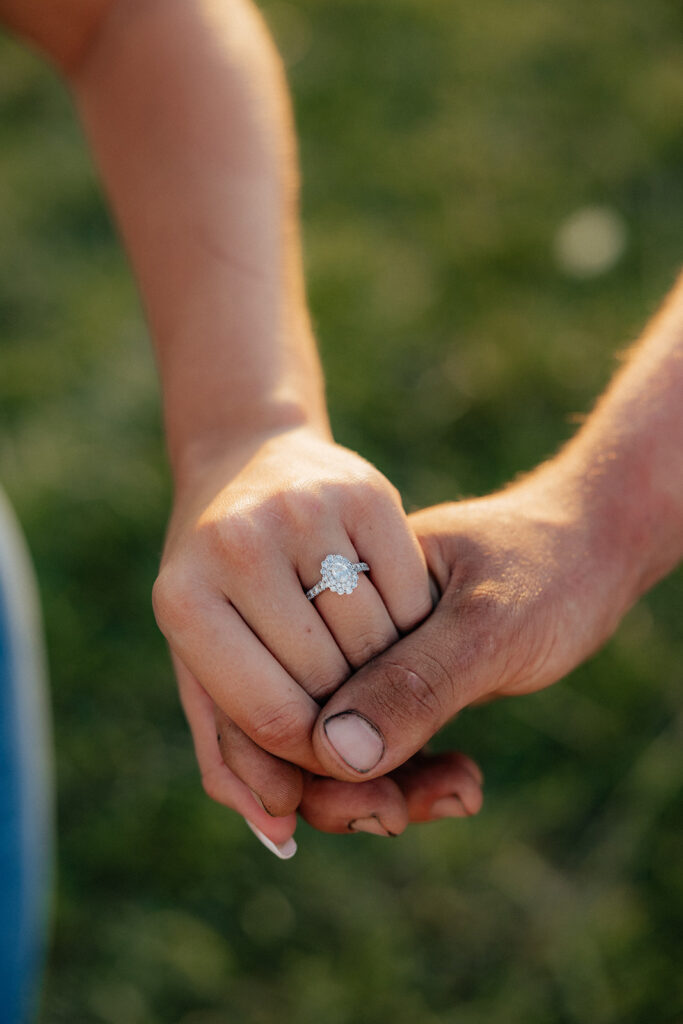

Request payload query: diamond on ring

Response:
[305,554,370,600]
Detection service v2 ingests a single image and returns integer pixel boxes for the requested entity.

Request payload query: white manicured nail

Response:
[246,820,297,860]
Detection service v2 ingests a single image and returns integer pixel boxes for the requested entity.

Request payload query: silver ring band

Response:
[306,554,370,600]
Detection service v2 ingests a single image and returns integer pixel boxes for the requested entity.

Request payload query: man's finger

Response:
[175,661,298,849]
[297,749,484,834]
[311,594,495,780]
[214,706,304,818]
[391,751,484,822]
[298,774,409,836]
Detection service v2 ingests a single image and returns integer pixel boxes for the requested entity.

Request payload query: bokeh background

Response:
[1,1,682,1021]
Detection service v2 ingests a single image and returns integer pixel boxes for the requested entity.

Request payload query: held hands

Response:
[312,469,637,783]
[153,426,483,851]
[154,430,637,852]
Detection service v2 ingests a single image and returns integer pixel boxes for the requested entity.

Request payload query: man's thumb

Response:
[312,598,483,780]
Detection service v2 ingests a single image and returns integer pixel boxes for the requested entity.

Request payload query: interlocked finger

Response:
[175,659,298,847]
[297,749,484,834]
[214,706,303,817]
[226,552,354,701]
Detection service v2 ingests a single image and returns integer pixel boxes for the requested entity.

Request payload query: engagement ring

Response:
[305,554,370,600]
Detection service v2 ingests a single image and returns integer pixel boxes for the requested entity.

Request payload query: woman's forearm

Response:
[1,0,447,841]
[65,0,329,483]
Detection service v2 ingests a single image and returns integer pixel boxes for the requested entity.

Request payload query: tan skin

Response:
[1,0,484,853]
[311,288,683,781]
[3,0,681,853]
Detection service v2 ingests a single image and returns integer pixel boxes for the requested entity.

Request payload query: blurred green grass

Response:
[1,1,682,1021]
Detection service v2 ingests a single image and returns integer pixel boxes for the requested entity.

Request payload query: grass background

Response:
[1,1,682,1021]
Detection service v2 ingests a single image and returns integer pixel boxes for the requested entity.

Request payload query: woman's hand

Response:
[152,426,435,827]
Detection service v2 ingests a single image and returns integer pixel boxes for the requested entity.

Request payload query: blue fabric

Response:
[0,492,52,1024]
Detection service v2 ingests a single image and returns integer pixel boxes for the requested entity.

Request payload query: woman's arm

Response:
[3,0,473,850]
[68,0,330,480]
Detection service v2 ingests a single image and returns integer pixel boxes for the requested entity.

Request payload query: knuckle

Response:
[247,700,309,754]
[210,515,263,571]
[346,480,407,538]
[265,487,326,531]
[297,662,350,702]
[372,655,451,726]
[346,628,395,667]
[346,473,389,513]
[152,568,198,636]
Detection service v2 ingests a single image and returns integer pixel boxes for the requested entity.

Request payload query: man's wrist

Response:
[539,434,683,619]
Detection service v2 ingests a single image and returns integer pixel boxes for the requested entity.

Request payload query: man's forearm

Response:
[61,0,329,483]
[539,272,683,605]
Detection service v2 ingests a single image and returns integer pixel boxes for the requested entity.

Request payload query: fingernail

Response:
[323,712,384,773]
[248,788,274,816]
[430,795,468,819]
[246,820,297,860]
[461,757,484,786]
[348,816,391,837]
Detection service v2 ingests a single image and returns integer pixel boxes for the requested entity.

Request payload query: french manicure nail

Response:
[246,820,297,860]
[323,712,384,773]
[348,816,391,837]
[430,795,468,819]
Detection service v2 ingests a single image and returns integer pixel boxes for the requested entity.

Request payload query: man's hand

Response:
[310,473,645,780]
[310,275,683,799]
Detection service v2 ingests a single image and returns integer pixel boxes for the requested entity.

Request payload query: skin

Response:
[3,0,681,852]
[199,273,683,838]
[0,0,484,850]
[310,281,683,781]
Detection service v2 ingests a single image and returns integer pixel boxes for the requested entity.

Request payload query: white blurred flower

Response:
[553,205,627,278]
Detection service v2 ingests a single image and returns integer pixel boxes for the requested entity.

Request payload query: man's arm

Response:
[311,273,683,779]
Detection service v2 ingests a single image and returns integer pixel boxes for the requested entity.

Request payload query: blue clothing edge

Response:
[0,488,53,1024]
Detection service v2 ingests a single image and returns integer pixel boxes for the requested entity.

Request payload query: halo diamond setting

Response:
[305,554,370,600]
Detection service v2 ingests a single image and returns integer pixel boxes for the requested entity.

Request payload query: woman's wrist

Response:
[163,319,332,493]
[168,406,333,497]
